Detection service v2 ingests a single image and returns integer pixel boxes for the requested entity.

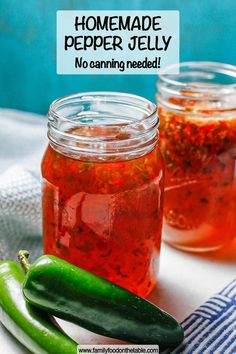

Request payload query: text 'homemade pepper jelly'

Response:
[157,62,236,252]
[42,92,164,297]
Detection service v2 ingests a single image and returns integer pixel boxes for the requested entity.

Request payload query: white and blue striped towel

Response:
[169,279,236,354]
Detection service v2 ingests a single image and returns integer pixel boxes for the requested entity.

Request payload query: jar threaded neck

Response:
[48,92,159,161]
[157,62,236,117]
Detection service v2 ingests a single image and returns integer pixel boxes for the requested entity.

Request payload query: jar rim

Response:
[49,91,157,123]
[159,61,236,93]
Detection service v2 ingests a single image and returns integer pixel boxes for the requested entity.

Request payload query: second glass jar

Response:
[157,62,236,252]
[42,92,164,297]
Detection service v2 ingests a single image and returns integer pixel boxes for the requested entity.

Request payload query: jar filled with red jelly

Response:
[42,92,164,297]
[157,62,236,252]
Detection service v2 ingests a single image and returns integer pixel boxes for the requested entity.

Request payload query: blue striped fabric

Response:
[168,279,236,354]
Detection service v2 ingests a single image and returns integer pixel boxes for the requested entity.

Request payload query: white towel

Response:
[0,109,47,259]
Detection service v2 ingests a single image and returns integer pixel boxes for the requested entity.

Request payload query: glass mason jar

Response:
[157,62,236,252]
[42,92,164,297]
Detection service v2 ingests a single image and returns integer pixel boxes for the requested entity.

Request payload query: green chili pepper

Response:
[20,251,184,350]
[0,260,78,354]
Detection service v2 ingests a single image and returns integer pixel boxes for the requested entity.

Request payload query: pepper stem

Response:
[18,250,31,273]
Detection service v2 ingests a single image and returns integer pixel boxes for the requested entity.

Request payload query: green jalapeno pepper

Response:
[20,251,184,350]
[0,260,78,354]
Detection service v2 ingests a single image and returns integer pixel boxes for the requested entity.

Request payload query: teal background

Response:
[0,0,235,114]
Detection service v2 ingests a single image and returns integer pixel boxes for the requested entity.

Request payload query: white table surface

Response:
[1,239,236,353]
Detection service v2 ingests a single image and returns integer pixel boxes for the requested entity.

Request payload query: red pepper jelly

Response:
[157,62,236,252]
[42,92,164,296]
